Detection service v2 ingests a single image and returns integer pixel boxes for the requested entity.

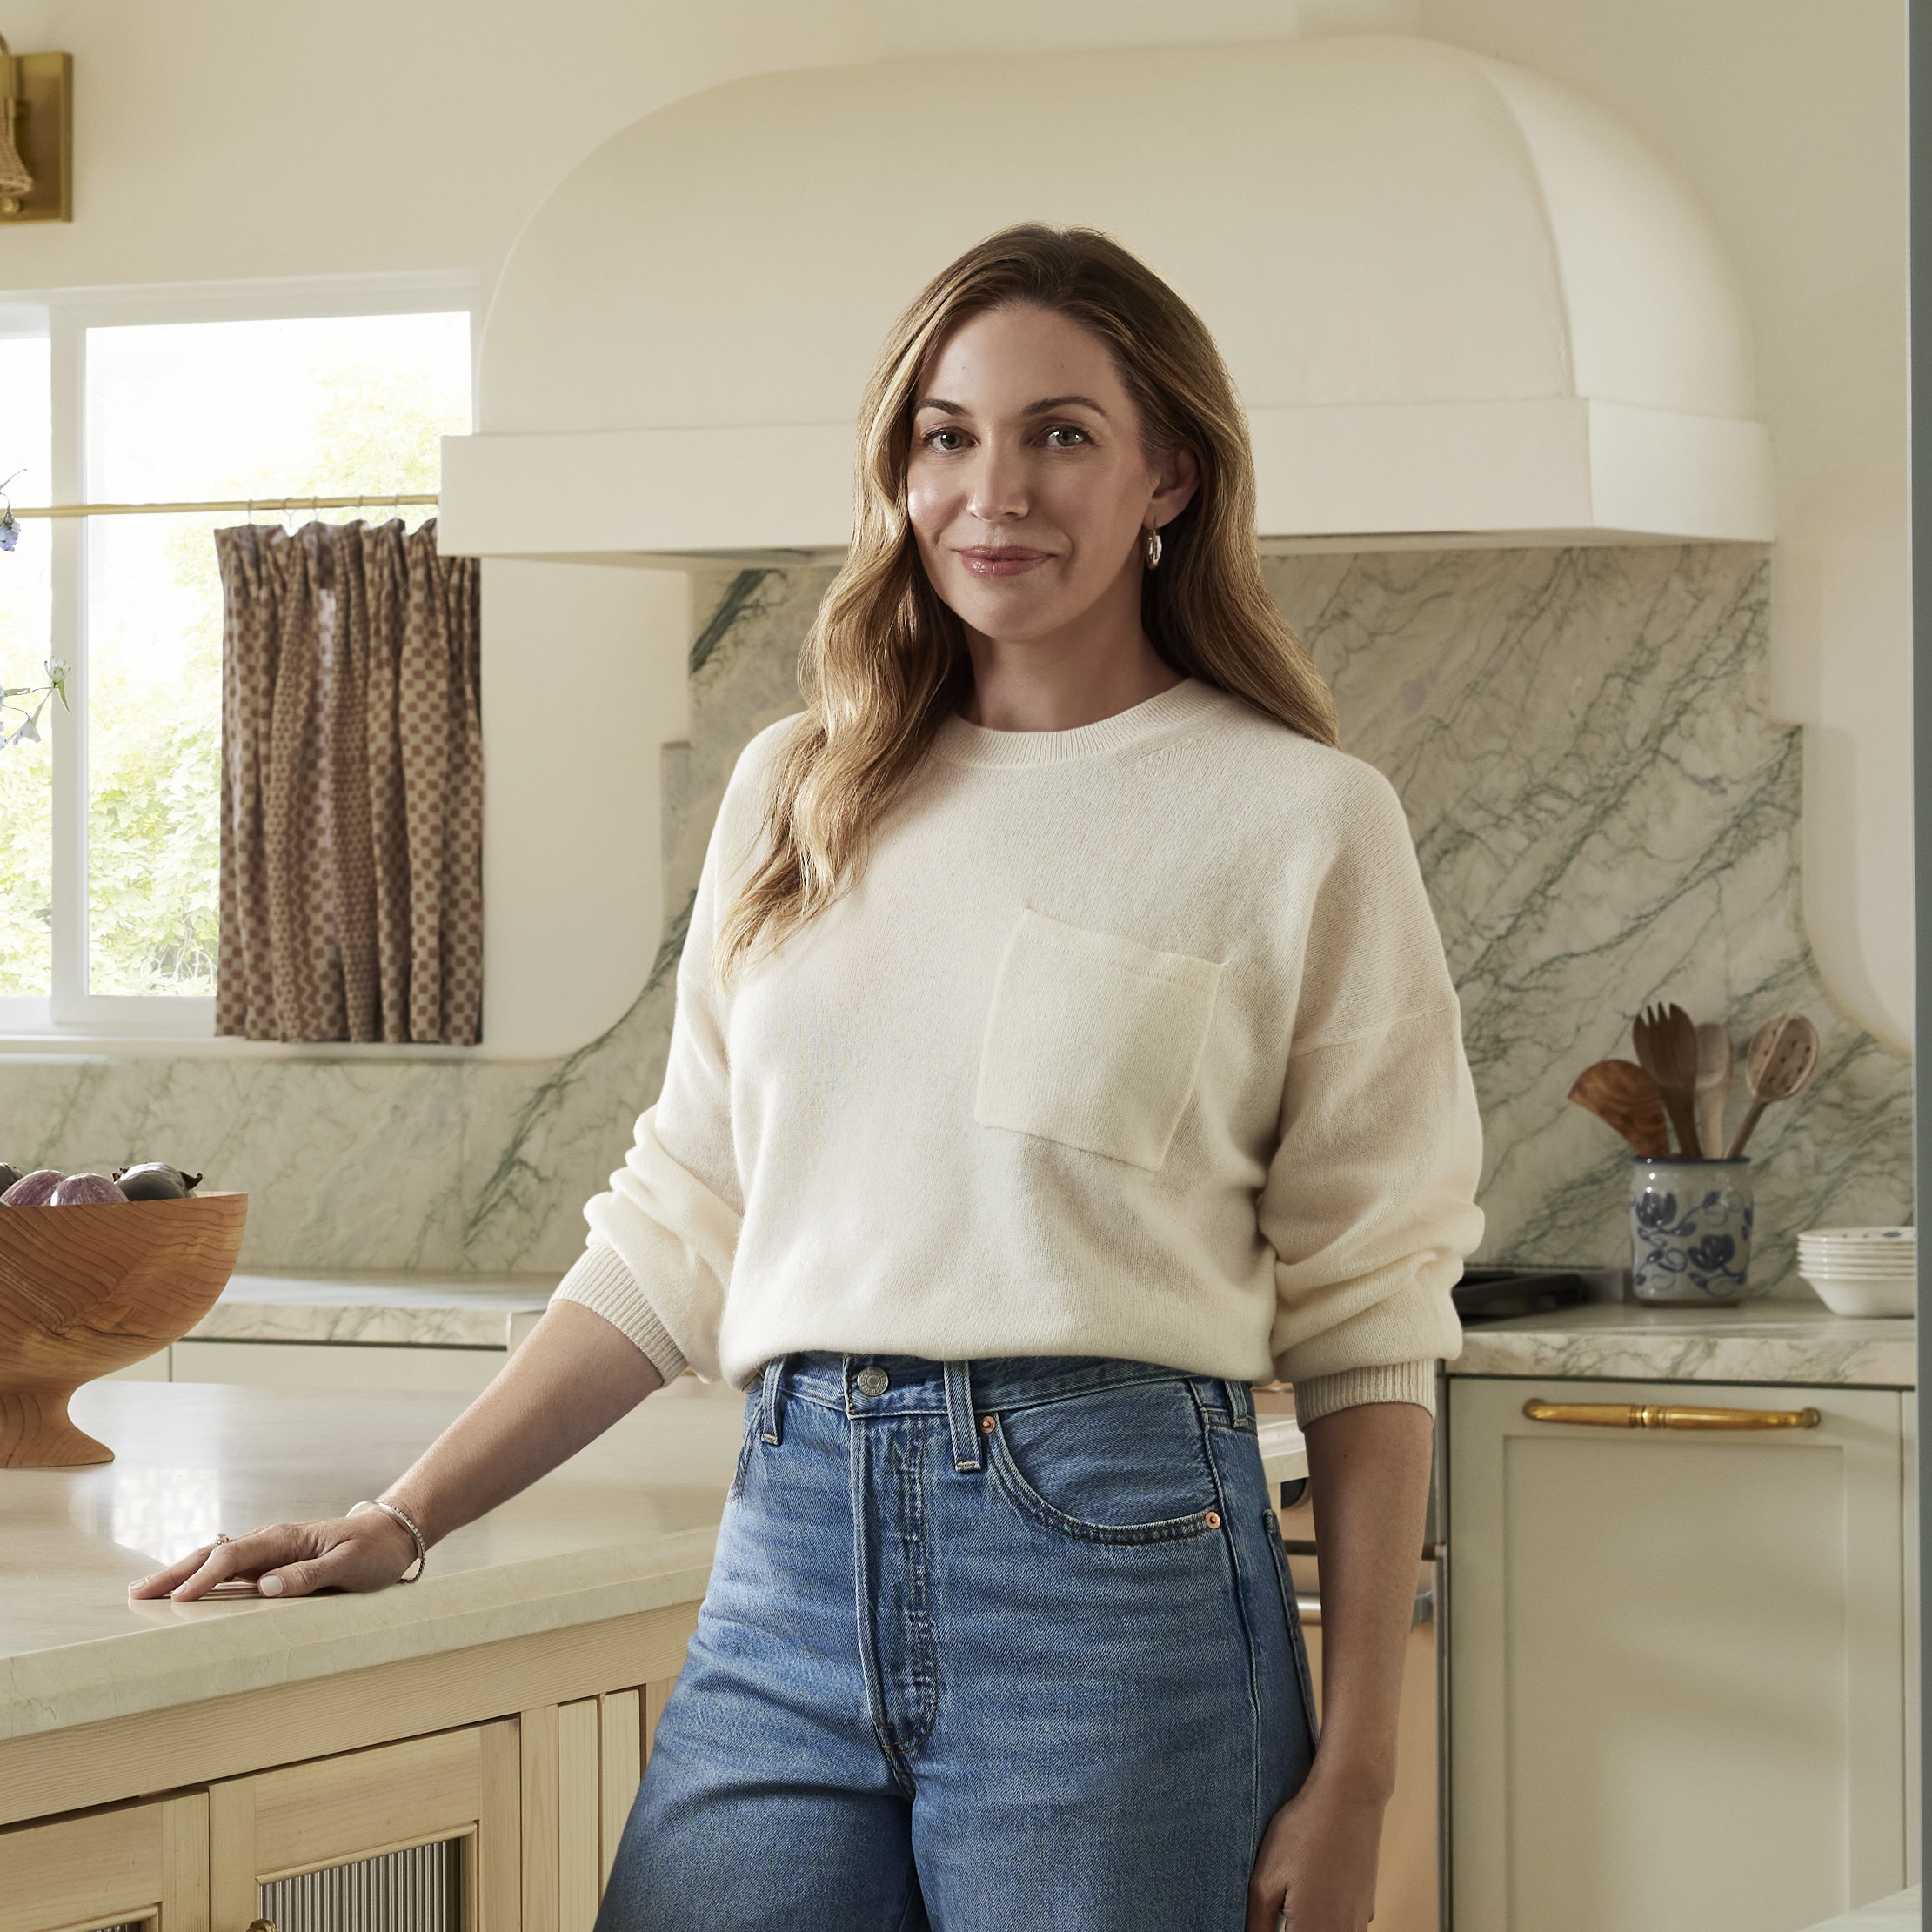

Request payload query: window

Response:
[0,279,474,1038]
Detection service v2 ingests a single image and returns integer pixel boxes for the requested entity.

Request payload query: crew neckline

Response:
[934,678,1227,768]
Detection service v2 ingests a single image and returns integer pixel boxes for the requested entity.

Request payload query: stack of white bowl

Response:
[1795,1227,1916,1317]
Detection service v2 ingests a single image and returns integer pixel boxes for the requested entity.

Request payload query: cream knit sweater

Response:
[556,679,1483,1424]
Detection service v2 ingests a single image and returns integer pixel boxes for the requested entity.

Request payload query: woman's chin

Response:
[944,585,1085,645]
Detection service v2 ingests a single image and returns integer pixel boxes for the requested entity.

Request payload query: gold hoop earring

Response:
[1145,527,1163,570]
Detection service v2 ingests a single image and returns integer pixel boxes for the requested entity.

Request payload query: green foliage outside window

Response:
[7,343,467,999]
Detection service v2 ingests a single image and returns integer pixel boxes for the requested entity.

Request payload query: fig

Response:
[113,1162,202,1200]
[1,1168,64,1206]
[0,1164,18,1194]
[51,1173,126,1205]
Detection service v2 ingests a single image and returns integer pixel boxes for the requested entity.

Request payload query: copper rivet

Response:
[979,1414,996,1432]
[1204,1510,1221,1528]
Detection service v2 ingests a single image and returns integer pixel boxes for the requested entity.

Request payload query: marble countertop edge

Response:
[1446,1303,1916,1389]
[182,1273,560,1351]
[0,1530,720,1743]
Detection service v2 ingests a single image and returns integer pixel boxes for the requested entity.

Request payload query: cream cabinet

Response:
[1447,1377,1912,1932]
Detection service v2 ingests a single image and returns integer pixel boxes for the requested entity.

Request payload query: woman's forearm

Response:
[1300,1398,1434,1798]
[384,1299,665,1545]
[133,1300,667,1601]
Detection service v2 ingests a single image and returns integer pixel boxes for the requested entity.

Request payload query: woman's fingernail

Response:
[259,1574,284,1596]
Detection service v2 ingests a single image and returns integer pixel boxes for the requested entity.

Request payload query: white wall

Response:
[479,562,689,1054]
[1417,0,1912,1047]
[0,0,1910,1052]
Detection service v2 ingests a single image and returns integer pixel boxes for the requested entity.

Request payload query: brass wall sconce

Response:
[0,33,70,222]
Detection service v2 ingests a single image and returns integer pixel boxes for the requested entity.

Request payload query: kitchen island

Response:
[2,1378,1307,1932]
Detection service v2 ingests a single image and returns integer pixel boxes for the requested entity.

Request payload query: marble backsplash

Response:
[0,546,1911,1295]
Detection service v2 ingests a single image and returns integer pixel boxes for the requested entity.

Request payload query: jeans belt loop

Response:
[944,1359,984,1473]
[1223,1377,1252,1426]
[759,1354,787,1447]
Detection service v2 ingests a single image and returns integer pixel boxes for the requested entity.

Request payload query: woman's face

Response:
[906,303,1196,646]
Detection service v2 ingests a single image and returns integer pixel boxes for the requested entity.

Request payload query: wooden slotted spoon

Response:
[1567,1060,1672,1159]
[1725,1013,1821,1158]
[1632,1003,1703,1158]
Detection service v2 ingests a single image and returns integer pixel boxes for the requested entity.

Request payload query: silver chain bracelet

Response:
[349,1498,428,1581]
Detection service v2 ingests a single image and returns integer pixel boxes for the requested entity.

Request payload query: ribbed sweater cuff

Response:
[1293,1360,1437,1427]
[552,1241,690,1386]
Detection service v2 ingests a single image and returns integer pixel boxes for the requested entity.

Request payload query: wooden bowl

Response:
[0,1191,247,1467]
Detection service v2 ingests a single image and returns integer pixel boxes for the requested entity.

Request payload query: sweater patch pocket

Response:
[974,909,1222,1171]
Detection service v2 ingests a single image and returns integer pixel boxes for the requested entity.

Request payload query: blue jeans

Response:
[598,1354,1318,1931]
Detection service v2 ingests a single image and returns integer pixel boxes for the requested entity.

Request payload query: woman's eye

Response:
[1042,425,1090,448]
[923,428,968,452]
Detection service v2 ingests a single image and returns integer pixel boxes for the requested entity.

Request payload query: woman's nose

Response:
[966,446,1029,523]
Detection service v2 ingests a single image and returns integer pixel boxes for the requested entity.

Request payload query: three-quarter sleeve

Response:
[551,728,776,1383]
[1258,767,1484,1407]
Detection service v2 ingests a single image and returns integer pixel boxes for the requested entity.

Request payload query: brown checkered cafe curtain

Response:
[213,519,484,1044]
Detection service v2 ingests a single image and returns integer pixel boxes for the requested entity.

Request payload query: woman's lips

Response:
[956,546,1054,578]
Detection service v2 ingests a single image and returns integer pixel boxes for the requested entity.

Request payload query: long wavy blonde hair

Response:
[718,223,1338,978]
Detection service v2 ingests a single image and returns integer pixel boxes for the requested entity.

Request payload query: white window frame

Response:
[0,271,480,1047]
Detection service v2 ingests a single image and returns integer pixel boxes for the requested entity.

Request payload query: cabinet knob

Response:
[1522,1399,1822,1431]
[246,1921,278,1932]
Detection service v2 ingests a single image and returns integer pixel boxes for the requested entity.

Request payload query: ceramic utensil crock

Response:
[1630,1158,1753,1304]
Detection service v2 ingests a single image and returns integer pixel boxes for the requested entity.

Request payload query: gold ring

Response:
[213,1532,232,1545]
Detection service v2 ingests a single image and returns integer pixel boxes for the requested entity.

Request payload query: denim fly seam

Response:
[849,1404,939,1784]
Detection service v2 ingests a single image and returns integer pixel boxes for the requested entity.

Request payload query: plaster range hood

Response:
[438,36,1774,566]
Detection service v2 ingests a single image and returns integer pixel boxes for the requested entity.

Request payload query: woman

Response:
[137,225,1483,1932]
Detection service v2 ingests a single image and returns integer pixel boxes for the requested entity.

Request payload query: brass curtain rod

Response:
[10,493,439,519]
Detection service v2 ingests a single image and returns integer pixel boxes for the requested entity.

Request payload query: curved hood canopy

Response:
[441,36,1772,563]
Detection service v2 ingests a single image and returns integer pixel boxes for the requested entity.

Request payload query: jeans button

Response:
[854,1366,890,1396]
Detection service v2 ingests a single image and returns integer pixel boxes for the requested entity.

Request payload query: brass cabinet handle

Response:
[247,1921,278,1932]
[1522,1399,1822,1431]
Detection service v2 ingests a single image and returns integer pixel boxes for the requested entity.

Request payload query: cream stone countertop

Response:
[1,1381,1309,1745]
[1450,1300,1915,1387]
[185,1270,559,1348]
[0,1379,737,1744]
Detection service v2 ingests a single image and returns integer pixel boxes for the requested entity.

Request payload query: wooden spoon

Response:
[1694,1022,1733,1160]
[1632,1003,1703,1157]
[1568,1060,1672,1159]
[1725,1013,1821,1158]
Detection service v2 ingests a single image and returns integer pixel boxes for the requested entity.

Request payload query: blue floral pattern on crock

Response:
[1630,1172,1754,1301]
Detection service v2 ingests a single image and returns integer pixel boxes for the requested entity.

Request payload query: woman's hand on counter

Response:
[126,1300,665,1603]
[128,1509,421,1601]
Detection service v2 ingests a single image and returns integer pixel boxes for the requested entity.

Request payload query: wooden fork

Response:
[1632,1003,1703,1158]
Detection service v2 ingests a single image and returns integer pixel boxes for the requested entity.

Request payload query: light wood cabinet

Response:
[209,1725,519,1932]
[0,1793,209,1932]
[0,1675,684,1932]
[1447,1377,1912,1932]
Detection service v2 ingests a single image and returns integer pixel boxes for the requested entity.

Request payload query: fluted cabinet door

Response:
[209,1723,520,1932]
[1447,1378,1908,1932]
[0,1791,208,1932]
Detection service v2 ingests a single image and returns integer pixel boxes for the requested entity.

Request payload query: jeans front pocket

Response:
[986,1379,1222,1545]
[974,909,1222,1171]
